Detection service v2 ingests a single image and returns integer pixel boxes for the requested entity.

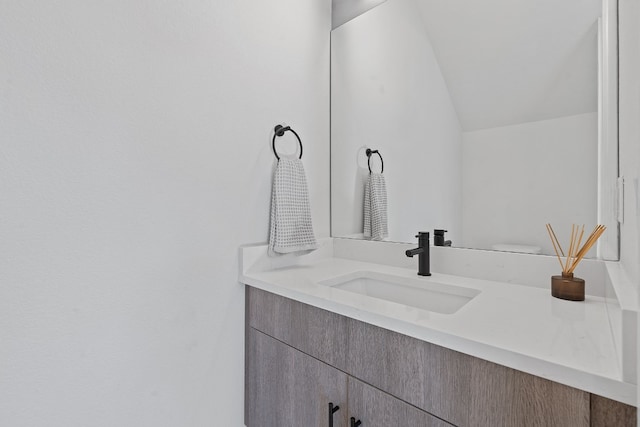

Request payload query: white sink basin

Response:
[319,271,480,314]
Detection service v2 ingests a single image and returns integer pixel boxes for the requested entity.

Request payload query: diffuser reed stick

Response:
[545,224,565,271]
[545,223,606,275]
[567,225,606,274]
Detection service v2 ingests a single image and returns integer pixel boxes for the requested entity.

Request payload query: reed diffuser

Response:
[545,223,606,301]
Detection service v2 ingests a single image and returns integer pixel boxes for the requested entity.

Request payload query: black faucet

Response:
[406,232,431,276]
[434,229,452,247]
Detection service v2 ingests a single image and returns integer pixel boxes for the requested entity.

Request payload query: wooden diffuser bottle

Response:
[545,224,606,301]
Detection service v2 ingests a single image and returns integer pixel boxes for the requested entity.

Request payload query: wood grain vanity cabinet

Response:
[245,287,636,427]
[247,328,449,427]
[247,328,349,427]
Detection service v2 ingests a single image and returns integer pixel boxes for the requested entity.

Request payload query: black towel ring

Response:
[272,125,303,160]
[366,148,384,173]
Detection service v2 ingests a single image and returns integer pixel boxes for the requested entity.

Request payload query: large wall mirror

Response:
[330,0,619,259]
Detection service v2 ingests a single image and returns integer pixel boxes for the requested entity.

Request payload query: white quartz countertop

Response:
[239,243,636,406]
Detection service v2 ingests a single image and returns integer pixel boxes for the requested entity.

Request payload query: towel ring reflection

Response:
[366,148,384,173]
[272,125,303,160]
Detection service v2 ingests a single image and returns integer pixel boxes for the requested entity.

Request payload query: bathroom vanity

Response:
[241,239,637,426]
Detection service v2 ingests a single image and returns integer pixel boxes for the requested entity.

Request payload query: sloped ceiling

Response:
[416,0,601,131]
[333,0,601,131]
[332,0,387,29]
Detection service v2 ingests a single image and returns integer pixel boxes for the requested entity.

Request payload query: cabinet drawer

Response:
[248,286,349,371]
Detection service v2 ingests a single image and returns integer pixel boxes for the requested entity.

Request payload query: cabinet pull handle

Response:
[350,417,362,427]
[328,402,340,427]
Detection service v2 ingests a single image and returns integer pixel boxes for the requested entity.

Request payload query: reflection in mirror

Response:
[332,0,387,28]
[331,0,617,259]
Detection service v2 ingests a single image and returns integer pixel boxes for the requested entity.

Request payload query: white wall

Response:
[617,0,640,408]
[0,1,330,426]
[461,113,598,254]
[331,0,462,244]
[618,0,640,287]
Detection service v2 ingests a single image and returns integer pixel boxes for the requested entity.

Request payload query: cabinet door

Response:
[469,358,589,427]
[247,328,349,427]
[347,318,471,425]
[348,377,453,427]
[590,394,636,427]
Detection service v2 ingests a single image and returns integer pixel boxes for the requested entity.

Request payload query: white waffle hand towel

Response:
[268,157,318,256]
[363,172,388,241]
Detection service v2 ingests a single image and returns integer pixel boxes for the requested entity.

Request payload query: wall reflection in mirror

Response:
[330,0,618,258]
